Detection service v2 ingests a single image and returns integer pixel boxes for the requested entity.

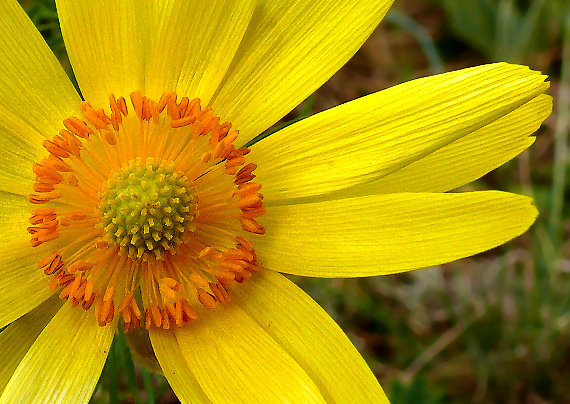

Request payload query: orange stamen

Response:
[27,91,265,331]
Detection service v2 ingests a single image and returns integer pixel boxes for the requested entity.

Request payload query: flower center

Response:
[99,159,196,260]
[27,91,265,332]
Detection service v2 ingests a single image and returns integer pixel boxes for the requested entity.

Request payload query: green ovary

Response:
[98,158,196,260]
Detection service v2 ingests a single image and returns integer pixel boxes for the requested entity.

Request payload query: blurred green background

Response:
[19,0,570,403]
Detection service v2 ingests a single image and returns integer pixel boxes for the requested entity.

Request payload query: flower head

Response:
[0,0,551,403]
[29,90,266,333]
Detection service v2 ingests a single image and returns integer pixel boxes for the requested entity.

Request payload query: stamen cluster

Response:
[27,90,266,331]
[99,158,196,260]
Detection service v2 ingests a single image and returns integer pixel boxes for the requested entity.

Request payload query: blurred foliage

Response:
[90,332,170,404]
[21,0,61,53]
[20,0,78,89]
[17,0,570,403]
[437,0,570,64]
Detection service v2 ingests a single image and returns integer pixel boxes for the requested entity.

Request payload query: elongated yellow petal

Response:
[0,0,81,195]
[0,296,62,396]
[0,192,34,246]
[211,0,394,145]
[149,329,213,404]
[250,63,548,204]
[0,108,39,195]
[0,215,53,328]
[172,305,327,403]
[56,0,152,108]
[0,266,50,329]
[253,191,537,277]
[145,0,255,105]
[0,303,115,404]
[232,270,390,403]
[340,94,552,196]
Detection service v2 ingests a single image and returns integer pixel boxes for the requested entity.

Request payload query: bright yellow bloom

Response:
[0,0,551,403]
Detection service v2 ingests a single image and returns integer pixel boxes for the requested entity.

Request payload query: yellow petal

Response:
[149,329,212,404]
[0,110,39,195]
[0,0,81,195]
[56,0,151,108]
[145,0,255,105]
[233,270,390,403]
[341,94,552,195]
[0,303,115,404]
[0,248,51,329]
[211,0,394,145]
[0,192,35,246]
[0,296,62,395]
[253,191,537,277]
[171,305,327,403]
[0,195,54,328]
[249,63,549,204]
[125,328,163,375]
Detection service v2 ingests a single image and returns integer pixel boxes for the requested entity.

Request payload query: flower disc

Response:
[27,91,266,331]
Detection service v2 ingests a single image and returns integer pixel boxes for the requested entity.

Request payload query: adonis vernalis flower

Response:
[0,0,551,403]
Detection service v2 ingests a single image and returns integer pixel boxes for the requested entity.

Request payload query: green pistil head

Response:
[99,158,196,260]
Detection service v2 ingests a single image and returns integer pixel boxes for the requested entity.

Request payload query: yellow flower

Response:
[0,0,551,403]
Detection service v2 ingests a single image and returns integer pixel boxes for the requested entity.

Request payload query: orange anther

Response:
[97,298,115,326]
[117,96,128,115]
[141,97,152,121]
[157,92,171,113]
[31,207,55,216]
[68,260,93,273]
[104,131,117,145]
[161,309,171,330]
[236,193,263,209]
[170,116,196,128]
[84,109,108,130]
[73,280,87,299]
[63,117,93,138]
[27,193,61,204]
[189,273,209,288]
[50,158,72,172]
[241,218,265,234]
[240,206,266,219]
[82,293,95,311]
[130,91,144,119]
[118,294,133,312]
[33,183,55,193]
[67,175,79,186]
[131,299,142,319]
[84,280,94,302]
[43,140,69,158]
[36,230,60,243]
[180,298,198,320]
[234,173,255,185]
[237,182,262,194]
[223,249,254,262]
[109,94,119,115]
[197,288,217,310]
[207,267,237,280]
[38,251,60,269]
[122,308,132,324]
[110,113,120,131]
[144,310,152,329]
[150,306,162,328]
[210,282,231,303]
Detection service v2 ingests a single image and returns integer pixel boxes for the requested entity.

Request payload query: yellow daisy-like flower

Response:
[0,0,551,402]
